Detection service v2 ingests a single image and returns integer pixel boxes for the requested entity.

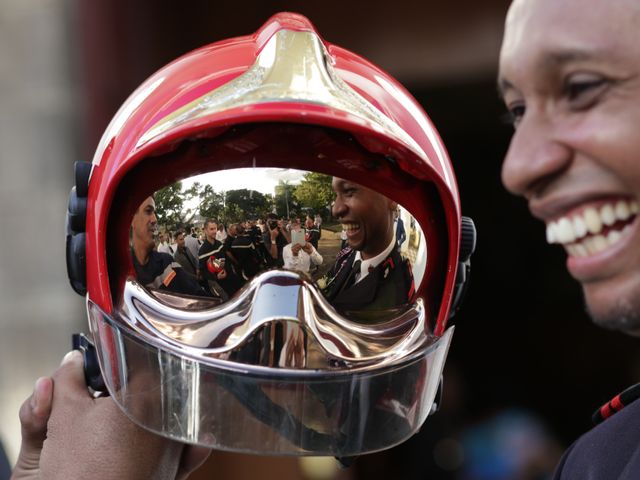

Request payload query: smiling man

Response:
[320,177,414,313]
[499,0,640,477]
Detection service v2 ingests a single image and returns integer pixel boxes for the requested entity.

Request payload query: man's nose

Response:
[332,197,346,218]
[501,115,572,199]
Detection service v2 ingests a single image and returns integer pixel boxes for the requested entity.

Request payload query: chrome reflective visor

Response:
[93,124,452,456]
[88,298,452,456]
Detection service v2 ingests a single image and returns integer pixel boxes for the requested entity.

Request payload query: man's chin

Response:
[346,238,363,252]
[586,295,640,336]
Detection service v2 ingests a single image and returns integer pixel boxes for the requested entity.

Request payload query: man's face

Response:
[131,197,157,253]
[499,0,640,332]
[176,233,185,248]
[331,178,397,260]
[204,222,217,242]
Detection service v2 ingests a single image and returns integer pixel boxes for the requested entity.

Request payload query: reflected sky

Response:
[183,168,308,196]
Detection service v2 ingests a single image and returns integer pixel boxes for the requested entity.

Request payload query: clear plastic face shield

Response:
[88,124,453,457]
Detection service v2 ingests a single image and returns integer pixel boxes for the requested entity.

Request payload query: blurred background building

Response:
[2,0,640,478]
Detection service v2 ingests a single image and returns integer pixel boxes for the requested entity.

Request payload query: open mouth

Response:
[342,222,361,237]
[546,198,639,257]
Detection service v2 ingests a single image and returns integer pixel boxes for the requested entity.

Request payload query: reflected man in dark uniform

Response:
[131,197,206,296]
[321,178,414,313]
[173,230,198,277]
[198,219,243,298]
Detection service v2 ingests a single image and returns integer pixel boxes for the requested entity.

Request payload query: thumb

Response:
[51,350,93,399]
[12,377,53,479]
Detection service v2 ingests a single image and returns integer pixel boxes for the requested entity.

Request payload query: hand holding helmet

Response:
[13,351,210,480]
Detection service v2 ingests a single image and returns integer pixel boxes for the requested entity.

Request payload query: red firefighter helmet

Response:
[66,12,475,456]
[206,256,224,274]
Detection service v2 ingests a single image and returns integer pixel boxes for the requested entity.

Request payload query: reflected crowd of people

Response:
[131,178,421,315]
[139,206,328,302]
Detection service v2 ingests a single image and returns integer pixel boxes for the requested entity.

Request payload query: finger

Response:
[19,377,53,441]
[14,377,53,474]
[51,350,93,399]
[176,446,212,480]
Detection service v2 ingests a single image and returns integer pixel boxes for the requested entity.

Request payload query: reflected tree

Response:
[154,182,185,228]
[155,182,277,230]
[225,188,270,220]
[293,172,334,219]
[274,180,298,218]
[198,184,225,221]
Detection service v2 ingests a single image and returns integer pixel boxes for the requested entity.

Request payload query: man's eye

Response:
[503,104,525,128]
[564,76,607,109]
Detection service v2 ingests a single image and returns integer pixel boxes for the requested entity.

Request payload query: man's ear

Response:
[388,200,398,212]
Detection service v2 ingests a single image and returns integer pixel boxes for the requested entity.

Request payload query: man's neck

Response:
[133,244,150,265]
[360,234,394,261]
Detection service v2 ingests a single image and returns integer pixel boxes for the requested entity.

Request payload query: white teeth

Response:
[546,224,556,243]
[556,218,576,243]
[574,243,588,257]
[547,198,639,257]
[591,234,607,252]
[564,224,633,257]
[343,223,359,231]
[600,204,616,226]
[582,237,596,255]
[615,201,631,221]
[607,229,622,244]
[572,216,587,238]
[584,207,603,234]
[582,235,608,255]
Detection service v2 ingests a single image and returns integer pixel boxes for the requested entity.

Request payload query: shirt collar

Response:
[353,235,395,282]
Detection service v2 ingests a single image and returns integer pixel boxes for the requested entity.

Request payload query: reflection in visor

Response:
[104,167,439,455]
[127,168,426,319]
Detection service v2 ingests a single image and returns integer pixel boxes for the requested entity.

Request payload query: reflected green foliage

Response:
[225,189,271,221]
[154,182,185,227]
[155,176,317,231]
[155,183,274,230]
[274,180,299,218]
[198,184,225,221]
[293,172,334,219]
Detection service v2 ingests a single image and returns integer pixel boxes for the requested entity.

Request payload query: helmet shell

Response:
[85,12,460,335]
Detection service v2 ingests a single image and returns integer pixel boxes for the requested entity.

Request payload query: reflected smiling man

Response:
[321,178,414,313]
[499,0,640,477]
